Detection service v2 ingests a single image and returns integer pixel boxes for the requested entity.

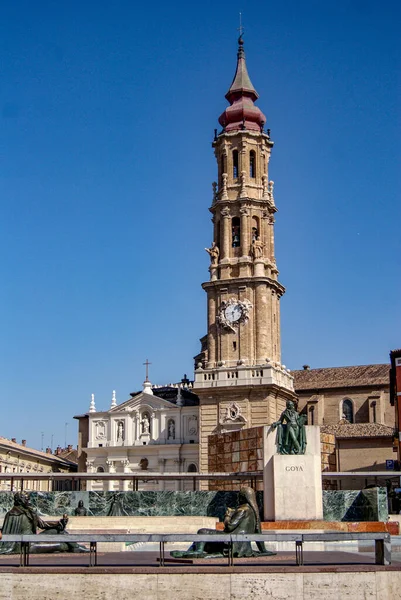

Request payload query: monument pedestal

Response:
[263,425,323,521]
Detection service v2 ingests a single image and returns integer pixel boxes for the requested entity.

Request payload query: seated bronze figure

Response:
[0,491,88,554]
[171,486,275,558]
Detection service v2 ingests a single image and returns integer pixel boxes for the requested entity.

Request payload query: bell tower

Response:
[194,37,295,473]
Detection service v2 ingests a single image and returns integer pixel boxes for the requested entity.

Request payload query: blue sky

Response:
[1,1,400,450]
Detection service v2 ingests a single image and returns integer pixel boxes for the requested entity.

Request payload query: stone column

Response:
[220,207,231,261]
[134,412,140,443]
[255,283,269,364]
[207,291,217,368]
[158,458,166,491]
[268,215,276,265]
[86,460,94,492]
[174,458,182,491]
[105,459,115,492]
[121,459,130,491]
[151,411,157,441]
[261,210,270,261]
[240,206,250,257]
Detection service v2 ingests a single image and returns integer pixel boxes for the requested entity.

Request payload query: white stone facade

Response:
[83,386,199,491]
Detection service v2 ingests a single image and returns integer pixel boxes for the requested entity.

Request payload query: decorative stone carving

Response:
[95,421,106,440]
[217,297,252,333]
[188,415,198,436]
[212,181,217,203]
[220,206,230,219]
[219,402,247,432]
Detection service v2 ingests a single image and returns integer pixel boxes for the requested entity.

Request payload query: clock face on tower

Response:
[218,298,253,332]
[224,303,243,323]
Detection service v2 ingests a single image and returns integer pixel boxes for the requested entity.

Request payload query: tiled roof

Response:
[0,437,77,467]
[293,364,389,391]
[321,422,394,438]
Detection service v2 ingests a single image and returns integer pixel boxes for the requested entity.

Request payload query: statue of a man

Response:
[171,486,275,559]
[205,242,219,266]
[0,492,88,554]
[271,400,307,455]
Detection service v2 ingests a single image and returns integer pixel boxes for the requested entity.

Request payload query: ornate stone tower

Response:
[194,37,295,473]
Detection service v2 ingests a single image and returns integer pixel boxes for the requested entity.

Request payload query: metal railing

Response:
[0,531,391,567]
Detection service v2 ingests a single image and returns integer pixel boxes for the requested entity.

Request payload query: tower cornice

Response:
[202,276,285,297]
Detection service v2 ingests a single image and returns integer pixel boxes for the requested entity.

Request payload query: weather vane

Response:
[238,12,244,38]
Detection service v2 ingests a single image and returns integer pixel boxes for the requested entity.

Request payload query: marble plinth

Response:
[263,425,323,521]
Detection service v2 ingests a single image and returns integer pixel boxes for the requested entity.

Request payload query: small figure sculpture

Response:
[171,486,275,559]
[74,500,88,516]
[205,242,219,266]
[168,419,175,440]
[141,413,150,434]
[0,492,88,554]
[250,235,264,259]
[271,400,307,455]
[117,421,124,441]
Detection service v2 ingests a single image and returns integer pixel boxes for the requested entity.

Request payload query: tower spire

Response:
[219,36,266,132]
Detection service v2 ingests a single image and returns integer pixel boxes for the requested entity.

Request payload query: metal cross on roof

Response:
[143,359,152,382]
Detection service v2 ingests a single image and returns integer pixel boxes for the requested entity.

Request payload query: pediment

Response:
[109,391,175,414]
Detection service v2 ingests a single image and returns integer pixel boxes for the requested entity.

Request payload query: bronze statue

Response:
[74,500,88,516]
[171,486,275,558]
[272,400,307,455]
[0,492,88,554]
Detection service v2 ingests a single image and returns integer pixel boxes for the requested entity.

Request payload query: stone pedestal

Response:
[263,425,323,521]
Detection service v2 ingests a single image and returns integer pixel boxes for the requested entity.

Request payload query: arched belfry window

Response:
[250,151,256,178]
[232,217,240,247]
[233,150,239,179]
[342,399,354,423]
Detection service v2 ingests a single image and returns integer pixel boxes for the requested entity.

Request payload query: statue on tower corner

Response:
[250,235,264,259]
[271,400,307,455]
[205,242,219,266]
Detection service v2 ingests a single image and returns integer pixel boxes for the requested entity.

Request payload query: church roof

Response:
[293,364,390,391]
[321,422,394,438]
[225,36,258,101]
[218,36,266,133]
[130,386,199,407]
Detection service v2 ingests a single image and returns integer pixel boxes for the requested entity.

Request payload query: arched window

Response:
[309,406,315,425]
[342,399,354,423]
[233,150,239,179]
[251,216,259,242]
[96,466,105,473]
[232,217,240,247]
[187,463,197,473]
[250,151,256,178]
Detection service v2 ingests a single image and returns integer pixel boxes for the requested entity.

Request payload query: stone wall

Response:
[321,432,337,490]
[0,571,400,600]
[208,427,264,491]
